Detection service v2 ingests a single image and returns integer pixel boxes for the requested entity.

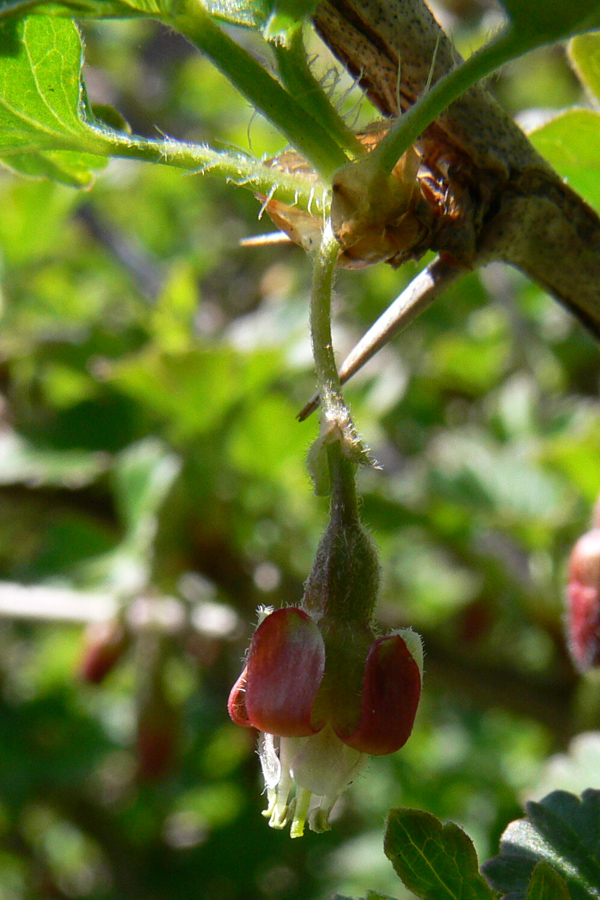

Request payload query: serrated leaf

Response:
[525,861,571,900]
[0,15,113,184]
[483,790,600,900]
[570,31,600,102]
[499,0,600,44]
[384,808,497,900]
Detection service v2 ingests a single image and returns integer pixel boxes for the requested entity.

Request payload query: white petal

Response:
[287,724,368,798]
[258,732,281,790]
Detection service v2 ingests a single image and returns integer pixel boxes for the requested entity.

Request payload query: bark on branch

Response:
[313,0,600,339]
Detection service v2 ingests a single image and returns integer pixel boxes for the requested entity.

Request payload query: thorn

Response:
[297,256,463,420]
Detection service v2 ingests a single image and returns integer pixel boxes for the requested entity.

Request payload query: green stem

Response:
[84,128,329,213]
[273,25,364,161]
[168,2,348,180]
[309,222,344,419]
[373,26,521,175]
[327,441,359,527]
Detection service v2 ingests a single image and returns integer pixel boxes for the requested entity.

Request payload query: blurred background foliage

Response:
[0,0,600,897]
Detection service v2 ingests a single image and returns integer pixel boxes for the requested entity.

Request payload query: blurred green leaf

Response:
[0,430,107,487]
[113,437,181,536]
[108,345,284,441]
[428,430,567,525]
[483,790,600,900]
[569,31,600,101]
[499,0,600,43]
[384,808,497,900]
[530,733,600,800]
[525,861,571,900]
[529,109,600,214]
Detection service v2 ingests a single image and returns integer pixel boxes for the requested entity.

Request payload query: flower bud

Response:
[566,528,600,671]
[79,620,128,684]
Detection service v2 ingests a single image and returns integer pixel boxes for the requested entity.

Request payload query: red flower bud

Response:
[567,528,600,671]
[229,608,325,737]
[79,620,128,684]
[337,634,422,756]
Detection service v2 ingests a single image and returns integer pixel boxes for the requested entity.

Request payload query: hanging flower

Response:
[228,606,422,836]
[229,440,423,836]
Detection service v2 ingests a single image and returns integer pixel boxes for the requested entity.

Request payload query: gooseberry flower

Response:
[228,606,422,836]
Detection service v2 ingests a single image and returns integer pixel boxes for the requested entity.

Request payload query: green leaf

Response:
[528,109,600,214]
[525,862,571,900]
[499,0,600,44]
[384,808,497,900]
[0,15,111,184]
[0,0,174,19]
[483,790,600,900]
[570,31,600,102]
[0,0,307,33]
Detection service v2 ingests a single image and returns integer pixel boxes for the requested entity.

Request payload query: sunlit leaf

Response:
[0,15,111,184]
[569,31,600,102]
[528,109,600,214]
[483,790,600,900]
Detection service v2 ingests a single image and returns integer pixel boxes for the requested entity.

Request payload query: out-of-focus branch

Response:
[0,581,239,638]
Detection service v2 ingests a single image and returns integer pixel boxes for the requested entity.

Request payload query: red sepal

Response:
[244,608,325,737]
[336,634,421,755]
[227,666,253,727]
